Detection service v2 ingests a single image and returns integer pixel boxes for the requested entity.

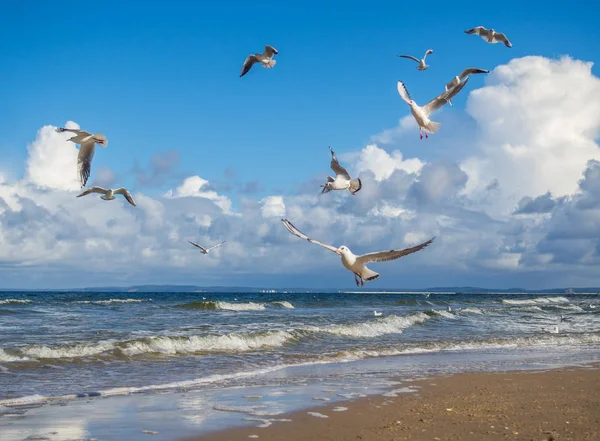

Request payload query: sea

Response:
[1,290,599,440]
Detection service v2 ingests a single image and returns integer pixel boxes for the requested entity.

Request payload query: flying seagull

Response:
[397,78,469,139]
[465,26,512,48]
[281,219,434,286]
[321,147,362,195]
[77,187,136,206]
[240,45,278,77]
[56,128,108,188]
[397,49,434,71]
[188,240,226,254]
[445,68,489,106]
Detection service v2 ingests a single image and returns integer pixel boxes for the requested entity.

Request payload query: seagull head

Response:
[337,245,351,257]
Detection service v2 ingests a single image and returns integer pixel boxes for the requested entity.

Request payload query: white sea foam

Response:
[121,331,293,356]
[0,299,31,305]
[9,330,294,361]
[216,301,266,311]
[332,406,348,412]
[272,301,294,309]
[502,296,570,306]
[312,397,330,401]
[74,298,151,305]
[431,310,456,319]
[326,313,429,338]
[0,349,30,362]
[382,387,419,397]
[307,412,328,418]
[214,404,267,414]
[459,307,484,315]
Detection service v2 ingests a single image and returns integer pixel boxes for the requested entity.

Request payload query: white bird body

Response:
[77,187,136,206]
[56,127,108,187]
[321,147,362,195]
[465,26,512,48]
[373,310,383,317]
[281,219,434,286]
[397,79,469,139]
[398,49,434,71]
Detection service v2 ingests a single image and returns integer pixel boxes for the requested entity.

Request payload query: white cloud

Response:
[260,196,286,218]
[355,144,423,181]
[461,56,600,213]
[164,175,233,213]
[26,121,81,191]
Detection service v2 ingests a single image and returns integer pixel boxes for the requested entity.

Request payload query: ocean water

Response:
[1,291,600,440]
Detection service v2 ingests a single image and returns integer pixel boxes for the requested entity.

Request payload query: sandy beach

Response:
[193,365,600,441]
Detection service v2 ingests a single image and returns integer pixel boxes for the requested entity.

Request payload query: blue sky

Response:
[1,1,599,289]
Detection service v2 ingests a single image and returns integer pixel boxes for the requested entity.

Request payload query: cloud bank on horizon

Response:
[1,56,599,289]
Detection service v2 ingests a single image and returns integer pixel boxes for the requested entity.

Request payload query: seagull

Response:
[445,68,489,106]
[397,78,469,139]
[281,219,434,287]
[321,147,362,195]
[397,49,434,71]
[465,26,512,48]
[240,45,278,77]
[188,240,226,254]
[56,128,108,188]
[77,187,136,206]
[373,310,383,317]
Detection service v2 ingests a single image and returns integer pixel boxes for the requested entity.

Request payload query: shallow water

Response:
[1,291,599,440]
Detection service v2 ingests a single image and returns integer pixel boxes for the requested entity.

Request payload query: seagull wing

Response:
[77,141,96,187]
[77,187,108,197]
[206,240,226,252]
[114,188,136,206]
[423,49,434,59]
[465,26,486,35]
[459,68,489,81]
[357,237,435,264]
[264,45,278,57]
[423,77,469,115]
[329,147,351,180]
[189,241,208,253]
[396,81,413,104]
[397,55,420,64]
[281,219,340,255]
[240,55,259,77]
[349,178,362,195]
[495,32,512,47]
[56,128,91,136]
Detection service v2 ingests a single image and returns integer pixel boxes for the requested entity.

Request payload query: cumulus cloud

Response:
[461,56,600,214]
[1,56,600,289]
[164,175,233,213]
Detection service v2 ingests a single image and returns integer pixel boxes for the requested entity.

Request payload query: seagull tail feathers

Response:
[362,268,380,282]
[264,59,276,68]
[425,121,441,134]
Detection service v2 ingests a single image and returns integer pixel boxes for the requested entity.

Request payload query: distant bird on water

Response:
[396,78,469,139]
[77,187,136,206]
[444,68,489,106]
[56,127,108,188]
[240,45,278,77]
[465,26,512,48]
[397,49,434,71]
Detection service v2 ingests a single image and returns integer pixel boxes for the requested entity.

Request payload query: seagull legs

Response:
[354,274,360,286]
[419,128,423,140]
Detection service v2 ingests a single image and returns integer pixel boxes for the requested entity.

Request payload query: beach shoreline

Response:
[191,364,600,441]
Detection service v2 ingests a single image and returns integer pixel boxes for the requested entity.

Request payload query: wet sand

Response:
[191,365,600,441]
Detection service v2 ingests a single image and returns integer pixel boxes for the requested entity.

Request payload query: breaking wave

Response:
[325,313,429,338]
[178,300,294,311]
[501,296,570,306]
[0,299,32,305]
[74,298,152,305]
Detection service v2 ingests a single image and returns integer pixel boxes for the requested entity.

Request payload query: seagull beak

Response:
[335,248,342,255]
